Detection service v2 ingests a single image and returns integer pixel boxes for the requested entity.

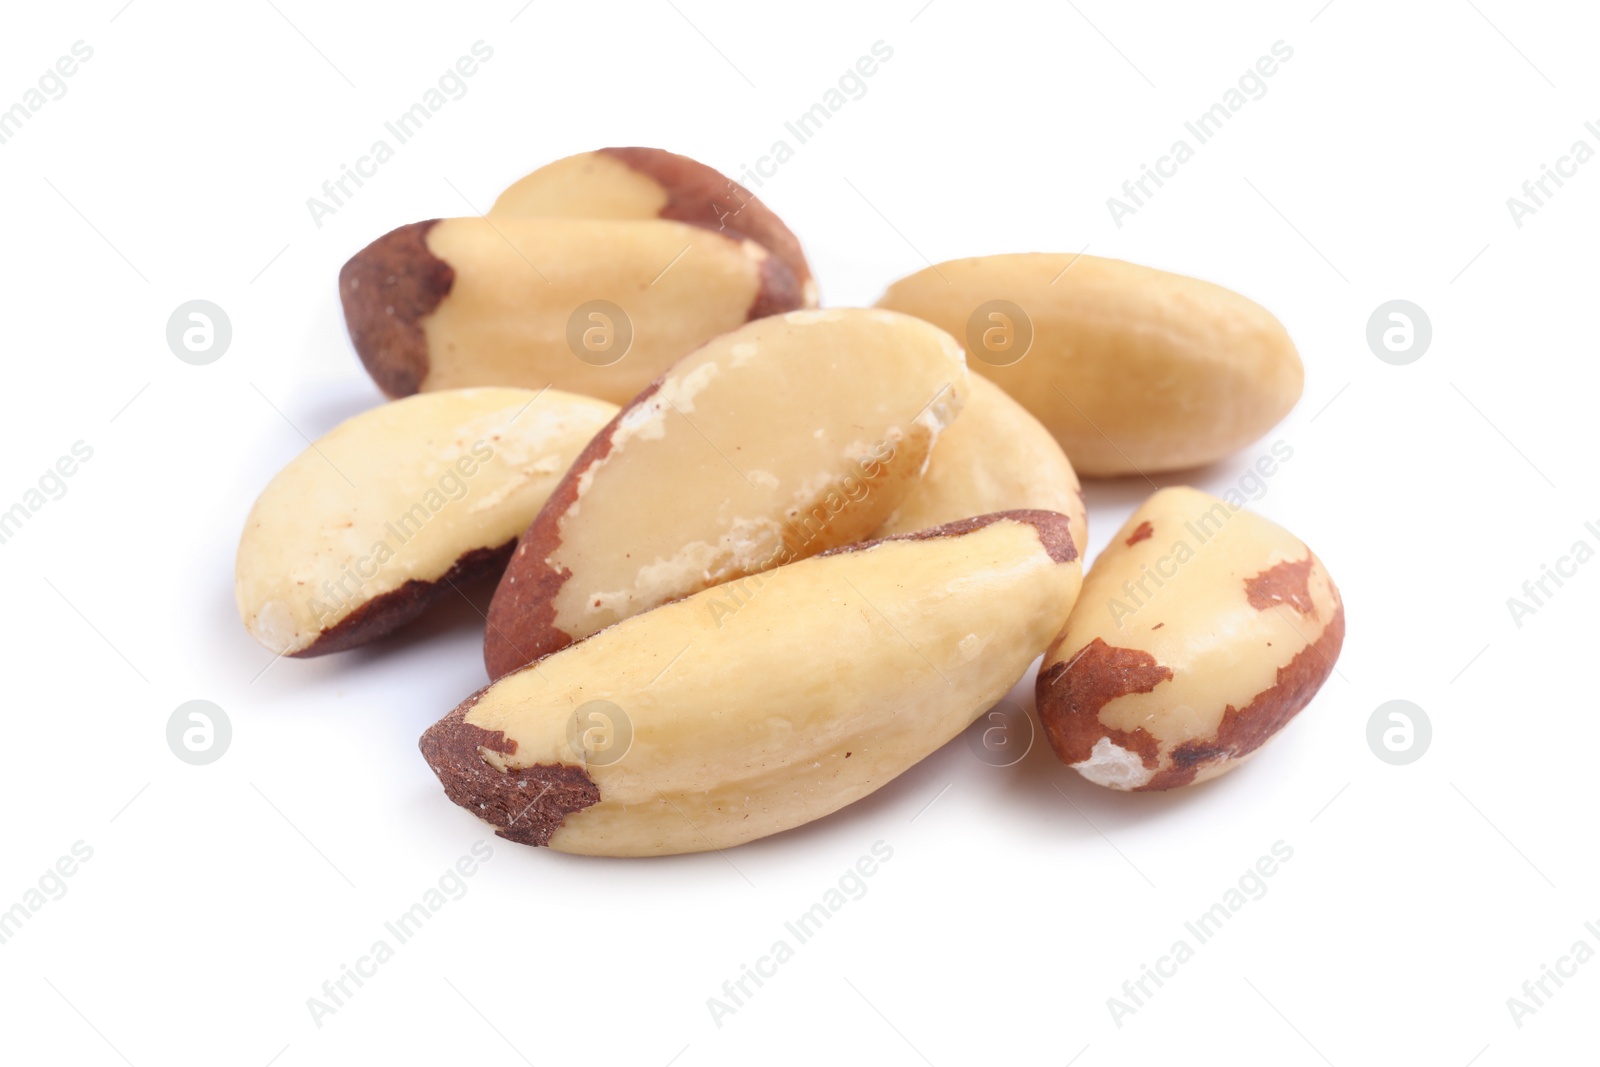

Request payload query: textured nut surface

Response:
[482,308,968,678]
[490,146,817,308]
[341,216,803,403]
[1035,487,1343,790]
[875,253,1303,476]
[423,512,1083,856]
[235,388,617,657]
[874,374,1086,554]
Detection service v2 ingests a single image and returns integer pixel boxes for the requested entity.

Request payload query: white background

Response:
[1,1,1595,1063]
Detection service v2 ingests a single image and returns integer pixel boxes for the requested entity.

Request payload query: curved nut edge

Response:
[600,146,815,304]
[292,539,516,658]
[339,220,454,398]
[418,691,599,847]
[483,380,665,679]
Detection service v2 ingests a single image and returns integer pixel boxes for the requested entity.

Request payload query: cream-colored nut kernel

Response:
[875,253,1303,476]
[482,308,969,678]
[339,216,803,404]
[1035,487,1344,790]
[874,374,1086,555]
[422,512,1083,856]
[489,146,817,308]
[235,387,616,657]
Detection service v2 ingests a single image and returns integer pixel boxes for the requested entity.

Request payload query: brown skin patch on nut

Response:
[1125,520,1153,546]
[482,381,663,679]
[293,540,515,657]
[419,690,599,847]
[339,220,453,398]
[822,509,1079,565]
[745,253,803,322]
[599,146,814,301]
[1141,598,1346,791]
[1036,638,1173,768]
[1245,555,1316,615]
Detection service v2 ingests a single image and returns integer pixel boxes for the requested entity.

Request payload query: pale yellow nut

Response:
[422,512,1083,856]
[482,307,969,678]
[875,253,1303,476]
[1035,486,1344,790]
[874,374,1086,555]
[340,216,803,404]
[234,387,617,657]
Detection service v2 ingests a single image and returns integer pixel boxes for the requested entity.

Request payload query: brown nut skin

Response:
[1035,487,1344,791]
[491,146,817,308]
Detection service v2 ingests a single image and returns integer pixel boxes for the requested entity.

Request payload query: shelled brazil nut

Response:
[1036,487,1343,790]
[482,307,968,678]
[236,387,616,657]
[875,253,1303,476]
[341,147,817,403]
[424,511,1082,856]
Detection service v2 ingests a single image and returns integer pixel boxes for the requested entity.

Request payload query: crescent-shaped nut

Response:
[423,511,1083,856]
[235,387,616,657]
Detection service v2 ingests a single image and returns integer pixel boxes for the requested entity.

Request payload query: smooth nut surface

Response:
[235,387,616,657]
[423,512,1083,856]
[490,146,818,308]
[875,253,1303,476]
[1036,486,1343,790]
[874,374,1086,554]
[482,307,968,678]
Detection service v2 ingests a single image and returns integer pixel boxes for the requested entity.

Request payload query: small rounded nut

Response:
[423,511,1083,856]
[875,253,1303,476]
[482,307,969,678]
[340,217,803,404]
[490,146,818,308]
[874,374,1086,557]
[234,387,616,657]
[1036,486,1344,790]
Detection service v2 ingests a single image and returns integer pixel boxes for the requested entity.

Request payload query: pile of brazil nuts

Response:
[235,146,1343,857]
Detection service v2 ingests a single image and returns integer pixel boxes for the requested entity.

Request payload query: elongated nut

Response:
[874,374,1086,554]
[482,308,968,678]
[489,146,817,308]
[423,511,1083,856]
[341,216,803,403]
[235,387,616,657]
[875,254,1303,476]
[1036,487,1343,790]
